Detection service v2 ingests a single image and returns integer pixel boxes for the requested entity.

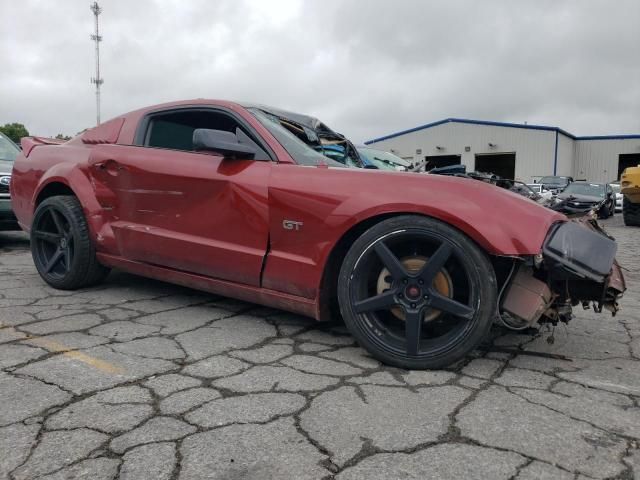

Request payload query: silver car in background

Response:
[611,182,623,212]
[527,183,554,202]
[0,132,21,231]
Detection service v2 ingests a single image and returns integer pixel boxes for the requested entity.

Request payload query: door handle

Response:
[92,159,125,176]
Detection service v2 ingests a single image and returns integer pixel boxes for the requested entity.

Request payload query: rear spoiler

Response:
[21,136,66,157]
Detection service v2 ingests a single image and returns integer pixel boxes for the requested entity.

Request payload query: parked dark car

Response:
[555,181,615,218]
[539,175,573,193]
[0,131,21,230]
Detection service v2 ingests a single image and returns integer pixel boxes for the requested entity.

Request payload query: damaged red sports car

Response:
[10,100,626,369]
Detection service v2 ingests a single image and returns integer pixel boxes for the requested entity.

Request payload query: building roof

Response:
[364,117,640,145]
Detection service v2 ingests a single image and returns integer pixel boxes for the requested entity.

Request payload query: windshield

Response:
[563,183,605,198]
[357,147,410,171]
[248,108,345,167]
[0,133,20,163]
[540,176,569,185]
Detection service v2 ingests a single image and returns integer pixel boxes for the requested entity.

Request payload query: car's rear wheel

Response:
[31,195,110,289]
[337,215,497,370]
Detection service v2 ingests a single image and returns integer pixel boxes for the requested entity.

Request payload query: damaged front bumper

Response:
[500,218,626,329]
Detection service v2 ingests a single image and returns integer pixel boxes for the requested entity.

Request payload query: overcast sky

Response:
[1,0,639,141]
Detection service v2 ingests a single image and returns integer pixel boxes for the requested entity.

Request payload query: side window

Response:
[144,110,271,160]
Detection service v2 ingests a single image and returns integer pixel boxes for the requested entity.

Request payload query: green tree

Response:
[0,123,29,144]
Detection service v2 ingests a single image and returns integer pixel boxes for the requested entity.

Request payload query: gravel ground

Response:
[0,216,638,480]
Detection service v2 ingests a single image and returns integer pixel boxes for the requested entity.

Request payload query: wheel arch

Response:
[317,210,510,322]
[30,165,108,245]
[34,181,77,207]
[318,212,400,321]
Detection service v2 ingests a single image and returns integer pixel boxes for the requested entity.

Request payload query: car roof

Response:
[239,103,327,131]
[570,181,605,186]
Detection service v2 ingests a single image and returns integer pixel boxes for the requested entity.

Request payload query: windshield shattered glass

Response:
[248,108,345,167]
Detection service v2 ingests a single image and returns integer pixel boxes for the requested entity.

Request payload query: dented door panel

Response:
[88,144,270,286]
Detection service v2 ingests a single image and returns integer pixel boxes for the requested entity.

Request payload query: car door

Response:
[88,107,272,287]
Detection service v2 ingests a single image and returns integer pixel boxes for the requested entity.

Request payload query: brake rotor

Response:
[376,256,453,322]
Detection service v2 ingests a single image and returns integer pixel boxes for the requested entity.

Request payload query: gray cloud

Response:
[1,0,638,142]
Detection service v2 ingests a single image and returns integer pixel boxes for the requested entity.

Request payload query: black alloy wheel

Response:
[32,205,73,277]
[338,215,497,369]
[31,195,109,289]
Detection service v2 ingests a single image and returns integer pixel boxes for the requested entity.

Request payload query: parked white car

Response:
[611,183,623,212]
[527,183,553,202]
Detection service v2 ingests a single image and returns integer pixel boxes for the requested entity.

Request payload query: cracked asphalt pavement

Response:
[0,216,638,480]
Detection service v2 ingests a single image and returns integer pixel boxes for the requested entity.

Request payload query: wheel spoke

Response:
[63,245,72,273]
[49,209,65,234]
[373,241,406,280]
[416,243,452,283]
[44,249,65,273]
[33,230,62,244]
[429,292,475,320]
[405,309,422,356]
[353,290,397,313]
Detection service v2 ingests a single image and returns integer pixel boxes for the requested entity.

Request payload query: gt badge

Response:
[283,219,303,231]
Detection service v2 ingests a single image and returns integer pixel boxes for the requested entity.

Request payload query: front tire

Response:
[337,215,497,370]
[31,195,110,290]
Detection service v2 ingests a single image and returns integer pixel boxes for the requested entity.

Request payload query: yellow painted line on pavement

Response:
[1,324,124,375]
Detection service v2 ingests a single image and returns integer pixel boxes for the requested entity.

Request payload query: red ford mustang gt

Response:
[11,100,625,369]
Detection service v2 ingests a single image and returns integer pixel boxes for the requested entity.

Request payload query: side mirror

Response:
[193,129,257,159]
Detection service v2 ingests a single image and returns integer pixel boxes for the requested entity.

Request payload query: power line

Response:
[90,1,103,125]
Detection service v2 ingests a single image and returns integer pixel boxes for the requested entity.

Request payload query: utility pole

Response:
[90,1,103,125]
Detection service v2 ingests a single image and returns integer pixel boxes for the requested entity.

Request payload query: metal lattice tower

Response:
[90,1,103,125]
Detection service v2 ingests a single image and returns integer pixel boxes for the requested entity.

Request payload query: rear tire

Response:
[31,195,110,289]
[337,215,497,370]
[623,196,640,226]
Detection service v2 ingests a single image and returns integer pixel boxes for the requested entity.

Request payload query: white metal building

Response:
[364,119,640,183]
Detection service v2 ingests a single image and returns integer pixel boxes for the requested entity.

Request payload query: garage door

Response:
[618,153,640,180]
[424,155,461,172]
[475,153,516,179]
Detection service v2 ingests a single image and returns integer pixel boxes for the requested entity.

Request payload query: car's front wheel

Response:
[31,195,110,290]
[337,215,497,370]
